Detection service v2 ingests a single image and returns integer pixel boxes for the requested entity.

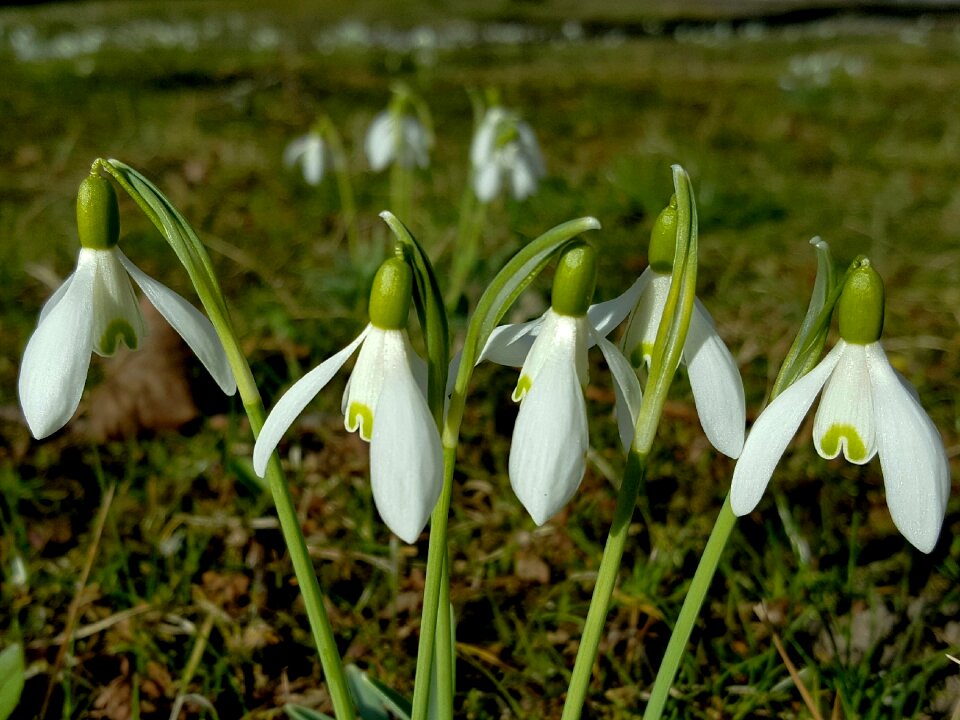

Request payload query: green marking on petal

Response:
[820,423,868,462]
[629,342,654,370]
[346,402,374,441]
[512,375,532,402]
[98,319,138,356]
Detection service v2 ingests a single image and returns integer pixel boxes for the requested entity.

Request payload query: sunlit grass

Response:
[1,3,958,718]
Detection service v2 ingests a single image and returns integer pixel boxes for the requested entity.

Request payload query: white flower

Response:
[730,338,950,553]
[19,247,237,439]
[283,131,327,185]
[252,324,442,544]
[620,268,746,459]
[483,289,642,525]
[365,110,431,172]
[470,107,546,203]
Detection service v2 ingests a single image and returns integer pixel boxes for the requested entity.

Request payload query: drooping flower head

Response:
[284,127,327,186]
[470,106,546,203]
[18,172,236,439]
[620,196,746,458]
[483,242,642,524]
[365,87,433,172]
[253,256,442,544]
[731,259,950,553]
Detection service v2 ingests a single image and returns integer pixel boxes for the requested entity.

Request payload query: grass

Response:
[1,2,959,718]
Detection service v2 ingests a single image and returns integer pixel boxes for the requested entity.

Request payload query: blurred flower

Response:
[365,110,431,171]
[19,175,236,440]
[283,130,327,185]
[470,107,545,202]
[483,243,641,524]
[252,258,442,544]
[730,260,949,553]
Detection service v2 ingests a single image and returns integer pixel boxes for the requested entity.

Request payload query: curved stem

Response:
[643,496,736,719]
[561,450,646,719]
[324,121,361,263]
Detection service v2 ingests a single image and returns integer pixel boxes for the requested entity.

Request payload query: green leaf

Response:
[283,704,336,720]
[346,665,412,720]
[99,158,230,323]
[0,644,25,720]
[379,212,450,429]
[633,165,698,451]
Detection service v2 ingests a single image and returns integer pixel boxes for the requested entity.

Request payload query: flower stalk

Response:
[97,159,356,720]
[561,165,698,720]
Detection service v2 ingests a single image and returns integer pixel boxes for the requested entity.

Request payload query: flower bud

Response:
[551,241,598,317]
[648,195,679,273]
[368,257,413,330]
[77,174,120,250]
[838,259,884,344]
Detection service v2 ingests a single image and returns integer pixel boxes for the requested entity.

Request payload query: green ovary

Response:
[347,402,374,441]
[820,423,868,462]
[512,375,532,402]
[99,319,138,356]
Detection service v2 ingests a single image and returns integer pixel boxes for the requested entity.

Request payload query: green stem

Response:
[643,496,736,719]
[445,189,488,309]
[390,161,412,228]
[411,446,457,720]
[432,554,454,719]
[562,450,647,720]
[99,159,355,719]
[324,120,361,263]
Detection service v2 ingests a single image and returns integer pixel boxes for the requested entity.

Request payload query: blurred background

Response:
[1,1,959,718]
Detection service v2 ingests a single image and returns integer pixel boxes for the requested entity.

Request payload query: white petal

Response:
[403,117,431,169]
[510,158,537,201]
[283,135,310,169]
[730,343,843,515]
[301,135,326,186]
[684,300,746,459]
[38,272,75,323]
[118,252,237,396]
[513,312,584,401]
[365,112,394,171]
[587,270,651,339]
[470,111,498,167]
[594,331,642,451]
[621,271,672,369]
[19,257,96,439]
[812,342,876,464]
[516,120,545,175]
[253,327,370,477]
[88,248,146,356]
[343,328,392,441]
[474,162,501,203]
[477,315,544,367]
[509,347,588,525]
[369,343,443,543]
[867,343,949,553]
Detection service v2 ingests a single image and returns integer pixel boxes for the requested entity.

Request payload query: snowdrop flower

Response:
[483,242,642,524]
[283,129,327,185]
[731,260,949,553]
[470,106,546,202]
[620,197,745,458]
[18,174,236,440]
[365,110,431,172]
[253,257,442,543]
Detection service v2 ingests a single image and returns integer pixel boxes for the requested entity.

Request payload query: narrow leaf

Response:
[283,704,336,720]
[380,212,449,427]
[0,644,25,720]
